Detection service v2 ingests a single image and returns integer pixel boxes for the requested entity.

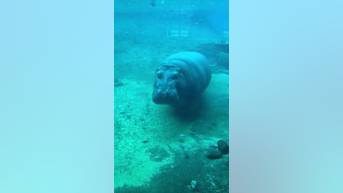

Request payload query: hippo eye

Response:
[157,72,162,79]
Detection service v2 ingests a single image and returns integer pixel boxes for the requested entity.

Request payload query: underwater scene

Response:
[114,0,229,192]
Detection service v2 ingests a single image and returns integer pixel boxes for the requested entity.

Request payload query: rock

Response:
[217,140,229,154]
[187,180,197,191]
[206,149,222,159]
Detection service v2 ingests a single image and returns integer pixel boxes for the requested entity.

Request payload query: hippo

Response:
[152,52,212,111]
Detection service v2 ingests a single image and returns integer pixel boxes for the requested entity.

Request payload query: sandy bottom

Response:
[114,18,229,190]
[114,72,229,189]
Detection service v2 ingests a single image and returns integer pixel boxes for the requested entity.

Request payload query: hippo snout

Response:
[152,87,179,105]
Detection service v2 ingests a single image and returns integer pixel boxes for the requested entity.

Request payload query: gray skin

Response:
[152,52,211,109]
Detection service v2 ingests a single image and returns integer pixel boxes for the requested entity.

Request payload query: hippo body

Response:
[152,52,211,110]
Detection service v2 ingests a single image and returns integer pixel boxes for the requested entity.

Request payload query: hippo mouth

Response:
[152,87,179,105]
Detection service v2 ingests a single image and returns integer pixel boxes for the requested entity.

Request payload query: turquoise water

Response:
[114,1,229,192]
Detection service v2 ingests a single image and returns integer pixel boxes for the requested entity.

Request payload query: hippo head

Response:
[152,64,183,106]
